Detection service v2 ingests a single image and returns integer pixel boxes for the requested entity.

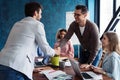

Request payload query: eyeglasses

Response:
[74,13,81,16]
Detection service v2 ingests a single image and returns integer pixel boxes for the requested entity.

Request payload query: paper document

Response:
[37,58,43,62]
[65,60,71,66]
[40,69,72,80]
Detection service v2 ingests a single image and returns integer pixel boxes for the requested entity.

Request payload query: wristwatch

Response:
[102,71,106,75]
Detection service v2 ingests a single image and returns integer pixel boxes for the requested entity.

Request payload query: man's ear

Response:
[84,13,88,18]
[34,11,37,16]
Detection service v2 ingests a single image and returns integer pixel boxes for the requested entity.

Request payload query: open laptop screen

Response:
[69,59,93,80]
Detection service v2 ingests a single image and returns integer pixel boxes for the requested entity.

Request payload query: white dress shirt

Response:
[0,17,55,79]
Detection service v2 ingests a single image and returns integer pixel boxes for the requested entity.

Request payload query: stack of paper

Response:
[40,69,72,80]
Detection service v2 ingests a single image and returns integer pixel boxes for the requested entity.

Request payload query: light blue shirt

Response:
[102,51,120,80]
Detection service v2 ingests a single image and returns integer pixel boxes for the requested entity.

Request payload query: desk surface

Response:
[33,66,112,80]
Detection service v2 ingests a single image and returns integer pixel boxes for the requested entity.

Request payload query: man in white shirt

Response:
[0,2,60,80]
[59,5,102,68]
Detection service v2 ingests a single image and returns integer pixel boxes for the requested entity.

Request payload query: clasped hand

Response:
[54,47,61,55]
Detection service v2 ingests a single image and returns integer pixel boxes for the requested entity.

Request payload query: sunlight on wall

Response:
[115,12,120,39]
[116,0,120,40]
[66,12,80,45]
[100,0,113,37]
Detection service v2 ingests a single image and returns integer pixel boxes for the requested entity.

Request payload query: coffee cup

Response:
[59,61,65,69]
[51,55,60,66]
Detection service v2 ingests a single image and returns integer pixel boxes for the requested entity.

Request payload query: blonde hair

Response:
[103,31,120,55]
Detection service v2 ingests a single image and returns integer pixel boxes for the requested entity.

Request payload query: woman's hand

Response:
[54,47,61,55]
[91,66,106,75]
[80,64,92,70]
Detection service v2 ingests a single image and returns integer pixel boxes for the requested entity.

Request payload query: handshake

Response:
[54,47,61,56]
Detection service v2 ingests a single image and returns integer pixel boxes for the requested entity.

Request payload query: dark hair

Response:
[56,29,67,40]
[25,2,42,17]
[59,29,67,33]
[75,5,88,14]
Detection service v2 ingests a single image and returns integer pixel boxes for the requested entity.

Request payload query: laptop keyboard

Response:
[81,72,92,79]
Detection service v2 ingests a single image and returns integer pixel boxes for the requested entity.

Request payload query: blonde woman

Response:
[90,32,120,80]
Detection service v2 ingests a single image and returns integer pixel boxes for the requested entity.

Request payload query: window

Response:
[116,0,120,10]
[99,0,113,37]
[66,12,79,45]
[115,0,120,38]
[99,0,120,39]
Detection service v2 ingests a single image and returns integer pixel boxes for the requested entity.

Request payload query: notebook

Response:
[40,69,73,80]
[69,59,102,80]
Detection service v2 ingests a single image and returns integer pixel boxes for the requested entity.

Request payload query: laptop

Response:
[69,59,102,80]
[34,55,51,68]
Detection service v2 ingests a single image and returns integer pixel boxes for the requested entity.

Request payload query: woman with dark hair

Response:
[54,29,74,58]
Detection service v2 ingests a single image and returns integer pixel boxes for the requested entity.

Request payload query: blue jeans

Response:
[0,65,31,80]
